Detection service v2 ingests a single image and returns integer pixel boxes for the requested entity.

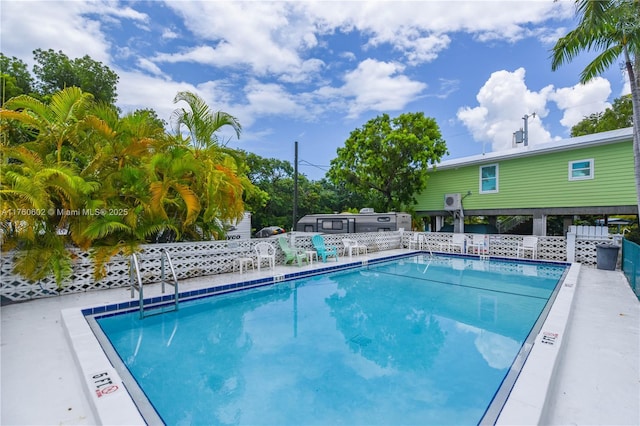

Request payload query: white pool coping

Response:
[59,254,580,425]
[3,250,638,425]
[495,262,580,424]
[61,308,145,425]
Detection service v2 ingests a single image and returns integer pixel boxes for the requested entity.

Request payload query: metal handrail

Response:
[130,250,179,319]
[129,253,144,318]
[160,249,179,313]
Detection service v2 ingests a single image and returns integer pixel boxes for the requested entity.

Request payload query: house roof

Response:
[433,127,634,170]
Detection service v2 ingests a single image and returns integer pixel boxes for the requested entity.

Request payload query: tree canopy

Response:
[328,112,447,213]
[0,88,258,285]
[571,94,633,136]
[0,54,34,103]
[243,152,359,231]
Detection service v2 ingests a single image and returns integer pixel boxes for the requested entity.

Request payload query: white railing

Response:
[0,230,616,302]
[0,231,401,302]
[405,232,567,262]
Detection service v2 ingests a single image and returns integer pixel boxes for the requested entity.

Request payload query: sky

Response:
[0,0,631,180]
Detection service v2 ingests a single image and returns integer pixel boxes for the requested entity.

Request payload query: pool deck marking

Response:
[494,261,580,425]
[61,307,146,425]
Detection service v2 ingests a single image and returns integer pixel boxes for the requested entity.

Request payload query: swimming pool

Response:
[89,254,568,425]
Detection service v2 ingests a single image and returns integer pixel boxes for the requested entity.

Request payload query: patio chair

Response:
[408,233,421,250]
[311,235,339,262]
[517,236,538,259]
[467,234,488,255]
[440,233,466,253]
[342,238,368,258]
[278,237,307,267]
[254,242,276,271]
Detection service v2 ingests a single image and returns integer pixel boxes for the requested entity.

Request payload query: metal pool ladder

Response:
[130,249,179,319]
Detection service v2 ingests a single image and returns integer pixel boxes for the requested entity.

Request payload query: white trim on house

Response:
[479,163,499,193]
[431,127,633,171]
[568,158,595,181]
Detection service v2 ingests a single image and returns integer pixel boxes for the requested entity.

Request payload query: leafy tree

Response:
[244,153,295,230]
[328,112,447,212]
[1,87,95,164]
[243,153,354,230]
[1,87,264,285]
[0,88,101,284]
[552,0,640,215]
[32,48,119,104]
[171,91,241,149]
[132,108,167,129]
[170,91,266,236]
[571,94,633,136]
[0,54,34,103]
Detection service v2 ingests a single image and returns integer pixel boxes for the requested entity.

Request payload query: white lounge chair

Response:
[442,233,466,253]
[517,236,538,259]
[467,234,488,255]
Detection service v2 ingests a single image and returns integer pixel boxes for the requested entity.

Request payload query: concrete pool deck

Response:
[1,250,639,425]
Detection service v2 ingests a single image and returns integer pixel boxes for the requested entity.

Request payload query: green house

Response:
[414,127,637,235]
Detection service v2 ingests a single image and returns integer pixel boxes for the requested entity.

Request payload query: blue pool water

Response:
[95,255,567,425]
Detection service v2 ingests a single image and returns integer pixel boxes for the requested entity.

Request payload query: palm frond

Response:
[3,95,52,122]
[82,216,133,240]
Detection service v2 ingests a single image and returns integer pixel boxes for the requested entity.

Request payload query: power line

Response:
[299,159,330,171]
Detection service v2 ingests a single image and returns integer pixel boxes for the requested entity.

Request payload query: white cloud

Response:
[243,80,309,119]
[115,69,195,123]
[0,1,112,64]
[457,68,554,152]
[136,58,166,78]
[152,0,574,85]
[160,1,309,76]
[304,1,573,63]
[161,28,180,41]
[340,59,427,118]
[1,0,607,161]
[549,77,612,129]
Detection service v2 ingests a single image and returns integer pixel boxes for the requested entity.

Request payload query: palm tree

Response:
[1,87,95,164]
[0,144,95,285]
[170,91,250,229]
[552,0,640,214]
[171,91,241,149]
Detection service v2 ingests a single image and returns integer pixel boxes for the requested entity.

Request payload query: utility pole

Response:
[522,112,536,146]
[292,141,298,232]
[513,112,536,147]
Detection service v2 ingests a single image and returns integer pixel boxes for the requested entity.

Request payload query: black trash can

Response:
[596,244,620,270]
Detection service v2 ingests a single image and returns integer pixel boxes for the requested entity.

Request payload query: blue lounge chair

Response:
[311,235,339,262]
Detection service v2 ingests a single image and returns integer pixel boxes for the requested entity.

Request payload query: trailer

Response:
[296,211,411,234]
[225,212,252,240]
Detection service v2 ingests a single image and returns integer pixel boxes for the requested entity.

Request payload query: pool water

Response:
[96,255,567,425]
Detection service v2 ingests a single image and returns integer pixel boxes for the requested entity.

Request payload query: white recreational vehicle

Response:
[225,212,252,240]
[296,210,411,234]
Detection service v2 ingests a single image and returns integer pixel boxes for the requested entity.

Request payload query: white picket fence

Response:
[568,225,610,239]
[0,230,617,302]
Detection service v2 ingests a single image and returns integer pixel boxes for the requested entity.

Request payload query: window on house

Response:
[480,164,498,193]
[569,159,594,180]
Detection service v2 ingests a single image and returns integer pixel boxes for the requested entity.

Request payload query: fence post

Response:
[566,232,576,262]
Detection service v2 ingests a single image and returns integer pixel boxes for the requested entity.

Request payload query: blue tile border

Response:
[84,251,570,320]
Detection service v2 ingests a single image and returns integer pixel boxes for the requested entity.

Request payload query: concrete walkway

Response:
[543,268,640,425]
[1,254,638,425]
